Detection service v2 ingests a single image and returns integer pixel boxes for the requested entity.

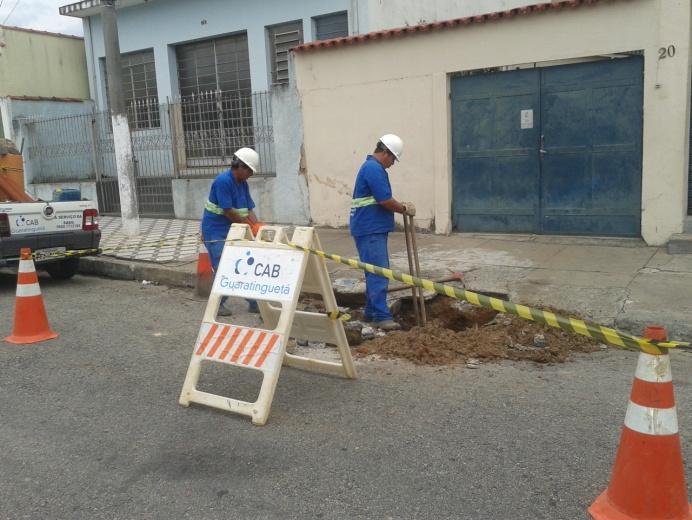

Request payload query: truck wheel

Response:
[45,258,80,280]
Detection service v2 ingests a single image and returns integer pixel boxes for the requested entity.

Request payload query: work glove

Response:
[242,218,264,237]
[402,202,416,217]
[250,222,264,237]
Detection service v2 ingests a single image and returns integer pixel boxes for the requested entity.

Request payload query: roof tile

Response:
[292,0,606,53]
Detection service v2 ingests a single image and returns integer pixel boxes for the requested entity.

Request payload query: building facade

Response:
[294,0,692,245]
[61,0,364,107]
[54,0,568,223]
[58,0,369,222]
[0,25,91,142]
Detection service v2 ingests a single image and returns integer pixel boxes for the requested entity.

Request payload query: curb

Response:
[79,255,196,288]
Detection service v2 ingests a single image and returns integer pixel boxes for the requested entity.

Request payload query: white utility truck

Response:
[0,139,101,279]
[0,198,101,279]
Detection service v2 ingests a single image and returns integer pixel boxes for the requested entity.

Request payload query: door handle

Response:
[539,134,547,157]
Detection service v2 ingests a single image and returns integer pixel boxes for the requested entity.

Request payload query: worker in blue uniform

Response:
[350,134,415,331]
[201,147,261,316]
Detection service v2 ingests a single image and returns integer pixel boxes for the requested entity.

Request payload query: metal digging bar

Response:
[407,213,427,326]
[402,213,421,326]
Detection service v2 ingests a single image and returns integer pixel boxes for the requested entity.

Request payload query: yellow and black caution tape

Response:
[30,232,201,261]
[31,247,102,260]
[286,241,690,355]
[32,232,689,354]
[326,309,351,321]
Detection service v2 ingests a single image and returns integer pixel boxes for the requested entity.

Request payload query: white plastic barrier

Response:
[179,224,357,425]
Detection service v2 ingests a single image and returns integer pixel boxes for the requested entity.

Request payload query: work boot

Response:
[372,319,401,331]
[217,304,233,317]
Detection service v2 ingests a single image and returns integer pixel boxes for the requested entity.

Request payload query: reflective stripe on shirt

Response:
[351,196,377,208]
[205,200,249,217]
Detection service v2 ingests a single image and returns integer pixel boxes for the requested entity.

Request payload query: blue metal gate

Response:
[451,57,643,236]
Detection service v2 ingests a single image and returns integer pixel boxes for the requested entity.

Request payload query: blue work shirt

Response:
[201,169,255,240]
[349,155,394,237]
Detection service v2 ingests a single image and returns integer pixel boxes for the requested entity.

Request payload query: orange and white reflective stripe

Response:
[194,322,281,370]
[624,403,678,435]
[623,352,678,435]
[16,258,42,297]
[634,352,672,383]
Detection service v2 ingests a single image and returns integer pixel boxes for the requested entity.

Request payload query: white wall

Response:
[270,84,311,224]
[366,0,551,30]
[294,0,692,245]
[172,176,277,223]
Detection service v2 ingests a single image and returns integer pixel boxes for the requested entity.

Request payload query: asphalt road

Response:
[1,273,691,519]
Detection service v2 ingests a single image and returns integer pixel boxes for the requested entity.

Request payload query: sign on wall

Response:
[520,109,534,129]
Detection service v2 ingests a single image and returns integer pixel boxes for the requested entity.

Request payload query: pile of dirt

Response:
[354,297,602,366]
[397,295,499,332]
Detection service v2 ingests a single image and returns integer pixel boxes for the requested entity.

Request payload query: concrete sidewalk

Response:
[81,217,692,341]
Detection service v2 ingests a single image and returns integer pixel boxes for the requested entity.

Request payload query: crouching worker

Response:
[201,147,261,316]
[349,134,416,331]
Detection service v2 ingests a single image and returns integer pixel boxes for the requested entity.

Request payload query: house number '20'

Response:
[659,45,676,59]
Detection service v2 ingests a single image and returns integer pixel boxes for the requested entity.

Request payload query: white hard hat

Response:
[379,134,403,161]
[234,147,260,173]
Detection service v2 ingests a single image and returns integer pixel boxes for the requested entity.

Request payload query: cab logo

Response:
[233,250,281,278]
[16,216,39,227]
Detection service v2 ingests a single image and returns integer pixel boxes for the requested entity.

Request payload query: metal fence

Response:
[21,90,275,217]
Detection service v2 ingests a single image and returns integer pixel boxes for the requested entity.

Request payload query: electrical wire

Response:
[2,0,21,25]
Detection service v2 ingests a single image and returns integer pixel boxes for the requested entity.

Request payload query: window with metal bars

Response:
[268,21,303,86]
[175,33,254,163]
[314,11,348,41]
[102,49,160,129]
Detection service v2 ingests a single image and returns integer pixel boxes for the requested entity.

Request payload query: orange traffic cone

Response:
[196,241,213,297]
[589,325,692,520]
[4,248,59,344]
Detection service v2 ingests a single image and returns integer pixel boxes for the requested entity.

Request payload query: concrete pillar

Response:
[640,0,692,244]
[432,72,452,235]
[102,0,140,236]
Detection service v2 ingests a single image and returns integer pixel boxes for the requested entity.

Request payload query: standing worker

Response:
[350,134,415,331]
[201,147,262,316]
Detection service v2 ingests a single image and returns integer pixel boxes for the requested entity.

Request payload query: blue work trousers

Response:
[205,238,228,306]
[354,233,392,322]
